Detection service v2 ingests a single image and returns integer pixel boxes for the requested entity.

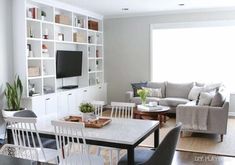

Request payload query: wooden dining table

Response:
[7,115,160,165]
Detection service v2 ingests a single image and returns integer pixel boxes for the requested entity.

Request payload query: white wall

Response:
[104,10,235,105]
[0,0,13,138]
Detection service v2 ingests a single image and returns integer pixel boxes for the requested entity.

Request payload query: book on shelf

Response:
[28,7,42,19]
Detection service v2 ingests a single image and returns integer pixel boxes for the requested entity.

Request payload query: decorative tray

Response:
[64,116,111,128]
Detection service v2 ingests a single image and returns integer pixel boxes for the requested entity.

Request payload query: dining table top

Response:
[35,115,159,145]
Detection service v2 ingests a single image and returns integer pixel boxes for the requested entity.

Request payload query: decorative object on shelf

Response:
[41,10,46,21]
[43,64,47,75]
[88,47,91,57]
[28,82,35,96]
[2,76,24,117]
[55,15,69,25]
[88,20,98,31]
[27,44,31,57]
[96,34,100,44]
[137,89,150,105]
[88,36,92,43]
[74,17,81,27]
[29,26,34,38]
[42,44,49,57]
[96,50,99,58]
[27,8,33,18]
[58,33,64,41]
[43,28,48,39]
[79,103,95,122]
[73,32,85,43]
[96,78,100,84]
[96,60,99,69]
[43,86,54,94]
[28,66,40,77]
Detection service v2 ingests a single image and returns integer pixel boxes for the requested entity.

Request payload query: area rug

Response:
[140,118,235,157]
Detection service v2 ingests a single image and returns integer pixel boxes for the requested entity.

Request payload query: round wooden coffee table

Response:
[134,105,170,127]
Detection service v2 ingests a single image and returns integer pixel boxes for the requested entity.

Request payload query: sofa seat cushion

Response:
[131,97,160,105]
[166,82,194,99]
[159,97,190,107]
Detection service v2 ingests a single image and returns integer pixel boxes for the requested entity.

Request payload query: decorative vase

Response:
[141,98,147,105]
[81,112,93,122]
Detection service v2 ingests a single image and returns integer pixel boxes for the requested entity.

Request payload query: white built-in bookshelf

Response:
[13,0,104,97]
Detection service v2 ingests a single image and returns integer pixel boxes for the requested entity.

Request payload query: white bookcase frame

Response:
[13,0,104,98]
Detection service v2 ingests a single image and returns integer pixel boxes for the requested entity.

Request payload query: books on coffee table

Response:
[137,104,163,111]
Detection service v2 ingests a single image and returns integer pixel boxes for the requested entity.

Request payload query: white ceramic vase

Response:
[81,112,93,122]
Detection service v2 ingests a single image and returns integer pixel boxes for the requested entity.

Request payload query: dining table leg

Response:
[127,147,134,165]
[154,126,159,148]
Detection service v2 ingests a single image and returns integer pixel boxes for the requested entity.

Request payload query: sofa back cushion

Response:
[166,82,194,99]
[147,82,166,98]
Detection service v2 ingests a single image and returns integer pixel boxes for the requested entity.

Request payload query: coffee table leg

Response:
[164,114,167,123]
[159,114,163,127]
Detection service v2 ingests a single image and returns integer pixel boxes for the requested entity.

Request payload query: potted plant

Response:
[2,76,24,118]
[41,11,46,21]
[137,89,150,105]
[79,103,95,122]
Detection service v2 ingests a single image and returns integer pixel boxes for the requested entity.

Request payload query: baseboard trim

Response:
[229,112,235,117]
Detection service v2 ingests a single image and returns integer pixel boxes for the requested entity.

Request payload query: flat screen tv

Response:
[56,50,83,79]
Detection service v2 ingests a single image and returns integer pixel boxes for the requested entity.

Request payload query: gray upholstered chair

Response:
[118,123,182,165]
[13,110,57,149]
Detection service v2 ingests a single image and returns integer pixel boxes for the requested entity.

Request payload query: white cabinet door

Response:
[44,94,57,117]
[67,91,78,115]
[57,92,69,117]
[57,90,79,117]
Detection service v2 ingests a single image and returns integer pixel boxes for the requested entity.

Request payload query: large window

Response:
[151,23,235,92]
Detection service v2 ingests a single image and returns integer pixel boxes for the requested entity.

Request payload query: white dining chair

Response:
[51,120,104,165]
[0,117,58,163]
[97,102,135,165]
[91,101,106,117]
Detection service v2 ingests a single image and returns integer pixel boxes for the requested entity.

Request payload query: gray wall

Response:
[0,0,13,138]
[104,10,235,104]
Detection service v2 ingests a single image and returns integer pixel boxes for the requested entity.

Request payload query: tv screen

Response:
[56,50,83,78]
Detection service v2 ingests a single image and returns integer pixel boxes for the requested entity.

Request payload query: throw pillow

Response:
[131,82,147,97]
[198,92,214,106]
[142,87,162,98]
[210,92,225,107]
[188,86,204,101]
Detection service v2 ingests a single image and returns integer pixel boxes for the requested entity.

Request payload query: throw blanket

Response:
[176,105,209,130]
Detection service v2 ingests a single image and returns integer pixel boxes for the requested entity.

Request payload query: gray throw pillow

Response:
[210,92,225,107]
[188,86,204,100]
[198,92,214,106]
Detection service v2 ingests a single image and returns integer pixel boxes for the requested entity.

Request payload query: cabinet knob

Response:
[46,98,50,100]
[68,93,72,96]
[83,90,87,92]
[99,86,102,89]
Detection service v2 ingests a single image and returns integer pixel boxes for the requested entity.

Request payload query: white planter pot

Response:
[2,109,26,118]
[2,110,18,118]
[81,112,93,122]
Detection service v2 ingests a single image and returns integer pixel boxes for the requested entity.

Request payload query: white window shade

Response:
[151,25,235,92]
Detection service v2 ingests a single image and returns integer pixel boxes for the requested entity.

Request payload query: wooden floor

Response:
[172,151,235,165]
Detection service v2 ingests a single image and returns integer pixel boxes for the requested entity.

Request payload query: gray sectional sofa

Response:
[126,81,229,141]
[126,82,195,113]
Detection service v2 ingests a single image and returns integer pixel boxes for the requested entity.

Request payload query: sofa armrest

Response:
[125,91,134,102]
[176,102,229,134]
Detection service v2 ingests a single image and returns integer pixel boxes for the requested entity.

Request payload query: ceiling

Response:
[56,0,235,18]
